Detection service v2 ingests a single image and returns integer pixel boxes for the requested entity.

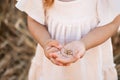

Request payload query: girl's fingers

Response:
[75,51,84,59]
[56,57,78,64]
[49,52,58,58]
[45,46,51,51]
[50,58,63,66]
[56,50,81,64]
[44,40,63,59]
[63,63,71,66]
[47,47,59,53]
[48,40,62,49]
[46,47,60,59]
[56,58,70,64]
[73,50,84,59]
[49,47,59,54]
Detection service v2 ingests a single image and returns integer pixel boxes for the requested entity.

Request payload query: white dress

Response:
[16,0,120,80]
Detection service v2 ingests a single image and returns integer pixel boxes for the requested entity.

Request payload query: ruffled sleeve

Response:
[97,0,120,27]
[15,0,45,25]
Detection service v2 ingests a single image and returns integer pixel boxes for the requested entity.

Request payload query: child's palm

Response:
[56,41,86,65]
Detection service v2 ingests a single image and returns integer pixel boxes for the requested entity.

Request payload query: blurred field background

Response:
[0,0,120,80]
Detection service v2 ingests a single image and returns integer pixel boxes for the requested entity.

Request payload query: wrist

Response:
[112,14,120,27]
[79,40,87,51]
[42,39,53,49]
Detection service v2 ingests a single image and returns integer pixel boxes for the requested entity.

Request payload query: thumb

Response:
[76,51,85,58]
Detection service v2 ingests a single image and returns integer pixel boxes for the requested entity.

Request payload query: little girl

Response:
[16,0,120,80]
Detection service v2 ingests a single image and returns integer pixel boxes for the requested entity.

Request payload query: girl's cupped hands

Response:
[56,41,86,65]
[43,40,86,66]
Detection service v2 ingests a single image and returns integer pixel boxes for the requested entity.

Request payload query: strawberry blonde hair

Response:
[43,0,54,9]
[43,0,54,24]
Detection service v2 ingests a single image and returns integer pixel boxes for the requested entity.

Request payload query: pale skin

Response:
[27,14,120,66]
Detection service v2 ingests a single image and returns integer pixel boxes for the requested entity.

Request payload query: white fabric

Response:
[16,0,119,80]
[16,0,45,25]
[97,0,120,26]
